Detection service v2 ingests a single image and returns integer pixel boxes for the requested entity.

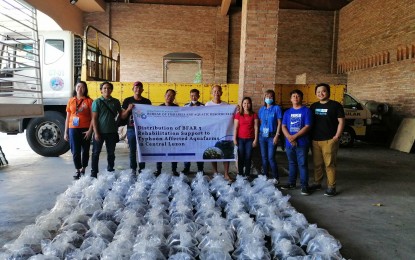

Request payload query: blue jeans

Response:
[259,136,279,179]
[68,128,90,170]
[237,138,254,176]
[127,128,145,171]
[286,145,309,187]
[91,133,119,175]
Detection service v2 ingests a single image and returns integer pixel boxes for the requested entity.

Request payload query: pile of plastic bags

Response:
[1,170,344,260]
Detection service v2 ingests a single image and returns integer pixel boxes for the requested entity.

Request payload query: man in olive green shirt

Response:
[91,81,121,178]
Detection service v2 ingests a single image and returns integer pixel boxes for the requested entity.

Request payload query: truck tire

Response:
[26,111,70,157]
[340,126,355,148]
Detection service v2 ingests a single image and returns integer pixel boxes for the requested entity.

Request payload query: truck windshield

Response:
[344,94,360,109]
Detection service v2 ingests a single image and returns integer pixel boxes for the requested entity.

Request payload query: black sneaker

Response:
[153,170,161,177]
[180,168,190,174]
[281,184,296,190]
[301,186,311,196]
[324,188,337,197]
[130,169,137,175]
[172,171,179,176]
[309,184,322,191]
[138,168,144,174]
[73,172,81,180]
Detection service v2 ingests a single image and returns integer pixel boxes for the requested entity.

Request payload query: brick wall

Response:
[83,4,109,35]
[238,0,279,109]
[276,9,346,84]
[228,8,241,84]
[84,3,228,83]
[347,61,415,117]
[338,0,415,116]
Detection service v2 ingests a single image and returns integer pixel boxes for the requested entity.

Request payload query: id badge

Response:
[72,117,80,127]
[262,127,269,137]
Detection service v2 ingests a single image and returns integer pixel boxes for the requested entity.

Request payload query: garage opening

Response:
[163,52,202,83]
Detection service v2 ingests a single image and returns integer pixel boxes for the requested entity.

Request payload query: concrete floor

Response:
[0,133,414,259]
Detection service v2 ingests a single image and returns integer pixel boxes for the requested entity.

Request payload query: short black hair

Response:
[315,83,330,97]
[100,81,113,90]
[165,89,176,95]
[290,89,304,99]
[190,88,200,95]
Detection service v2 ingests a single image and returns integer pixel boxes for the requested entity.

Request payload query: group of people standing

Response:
[64,81,123,179]
[64,81,344,197]
[234,83,345,197]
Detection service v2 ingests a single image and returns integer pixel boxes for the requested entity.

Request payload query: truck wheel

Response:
[26,111,70,157]
[340,126,355,148]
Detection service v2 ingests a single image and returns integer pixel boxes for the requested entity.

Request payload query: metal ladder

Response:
[0,146,8,166]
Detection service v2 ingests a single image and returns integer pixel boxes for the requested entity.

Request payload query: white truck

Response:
[0,0,43,162]
[0,0,120,156]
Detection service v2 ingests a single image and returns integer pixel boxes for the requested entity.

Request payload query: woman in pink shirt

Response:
[233,97,259,177]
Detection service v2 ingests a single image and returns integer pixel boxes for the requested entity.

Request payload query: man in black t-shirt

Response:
[310,83,345,197]
[121,81,152,175]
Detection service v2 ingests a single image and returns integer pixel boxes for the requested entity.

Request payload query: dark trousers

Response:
[156,162,177,172]
[69,128,91,170]
[237,137,254,176]
[127,128,145,171]
[183,161,204,171]
[91,132,118,176]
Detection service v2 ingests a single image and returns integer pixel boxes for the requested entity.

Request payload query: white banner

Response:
[132,104,237,162]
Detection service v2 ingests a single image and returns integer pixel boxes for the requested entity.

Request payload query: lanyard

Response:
[264,106,272,128]
[75,98,84,115]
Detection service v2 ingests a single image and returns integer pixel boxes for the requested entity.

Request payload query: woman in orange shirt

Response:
[64,81,94,179]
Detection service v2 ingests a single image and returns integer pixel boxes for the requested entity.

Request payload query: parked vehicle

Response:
[0,2,388,157]
[275,84,391,147]
[0,22,120,156]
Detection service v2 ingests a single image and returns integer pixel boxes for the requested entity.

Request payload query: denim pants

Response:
[91,132,118,175]
[127,128,145,171]
[68,128,90,170]
[259,135,279,179]
[237,137,254,176]
[286,145,309,187]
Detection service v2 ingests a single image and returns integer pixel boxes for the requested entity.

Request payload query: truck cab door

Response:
[343,93,370,138]
[40,31,73,106]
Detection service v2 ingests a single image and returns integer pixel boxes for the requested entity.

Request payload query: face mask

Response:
[265,98,273,105]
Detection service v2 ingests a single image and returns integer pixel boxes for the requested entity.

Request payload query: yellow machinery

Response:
[87,82,240,106]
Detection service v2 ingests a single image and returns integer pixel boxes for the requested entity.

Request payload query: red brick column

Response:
[239,0,279,109]
[214,8,230,83]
